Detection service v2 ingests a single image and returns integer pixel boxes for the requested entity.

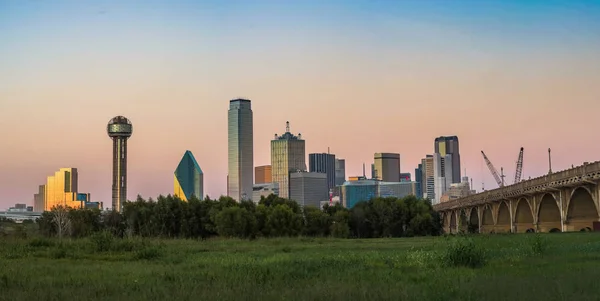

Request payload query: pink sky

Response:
[1,2,600,209]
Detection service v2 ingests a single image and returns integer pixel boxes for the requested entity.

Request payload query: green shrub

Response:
[530,234,547,256]
[28,238,55,248]
[441,238,486,268]
[90,231,115,252]
[133,247,162,260]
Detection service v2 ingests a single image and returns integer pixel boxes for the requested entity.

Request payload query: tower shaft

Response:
[112,137,128,211]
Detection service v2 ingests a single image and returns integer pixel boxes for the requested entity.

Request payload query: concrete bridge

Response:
[433,161,600,234]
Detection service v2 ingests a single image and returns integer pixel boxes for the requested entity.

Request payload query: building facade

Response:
[377,182,416,199]
[374,153,400,182]
[33,184,46,212]
[340,179,378,208]
[252,183,279,203]
[335,159,346,186]
[174,150,204,201]
[228,99,254,201]
[414,164,423,198]
[289,172,328,207]
[271,121,305,199]
[433,153,453,205]
[421,155,435,201]
[399,172,411,182]
[44,168,81,210]
[255,165,272,184]
[434,136,461,183]
[308,153,336,192]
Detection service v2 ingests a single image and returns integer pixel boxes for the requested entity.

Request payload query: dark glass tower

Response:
[107,116,132,212]
[309,153,336,192]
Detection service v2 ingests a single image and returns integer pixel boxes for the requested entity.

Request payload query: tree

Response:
[52,205,72,240]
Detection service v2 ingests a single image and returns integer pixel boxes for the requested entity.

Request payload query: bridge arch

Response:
[538,193,561,232]
[468,208,479,233]
[449,211,457,234]
[480,205,494,233]
[566,187,598,231]
[496,201,511,233]
[514,198,535,233]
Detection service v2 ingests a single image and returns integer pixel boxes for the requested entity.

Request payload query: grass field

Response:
[1,233,600,301]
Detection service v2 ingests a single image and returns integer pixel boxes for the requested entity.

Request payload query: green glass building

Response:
[174,150,204,201]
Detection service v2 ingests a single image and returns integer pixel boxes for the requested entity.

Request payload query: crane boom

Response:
[514,147,524,184]
[481,150,503,187]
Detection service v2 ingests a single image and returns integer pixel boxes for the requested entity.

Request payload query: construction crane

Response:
[514,147,524,183]
[481,147,525,188]
[481,151,504,187]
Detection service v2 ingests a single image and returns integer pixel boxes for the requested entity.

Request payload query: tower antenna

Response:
[286,121,290,133]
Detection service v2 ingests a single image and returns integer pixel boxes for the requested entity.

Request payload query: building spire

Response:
[286,121,290,133]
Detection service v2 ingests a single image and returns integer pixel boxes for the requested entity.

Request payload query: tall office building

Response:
[414,164,423,198]
[373,153,400,182]
[434,136,461,183]
[228,99,254,201]
[174,150,204,201]
[33,184,46,212]
[309,153,336,192]
[255,165,272,184]
[271,121,305,199]
[107,116,133,212]
[44,168,80,211]
[433,153,453,205]
[335,159,346,186]
[421,155,435,201]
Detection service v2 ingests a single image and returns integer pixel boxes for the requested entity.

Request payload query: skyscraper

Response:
[373,153,400,182]
[228,99,254,201]
[107,116,133,212]
[271,121,305,199]
[421,155,435,200]
[308,153,336,192]
[335,159,346,186]
[434,136,461,183]
[433,153,453,205]
[44,168,79,211]
[33,184,46,212]
[174,150,204,201]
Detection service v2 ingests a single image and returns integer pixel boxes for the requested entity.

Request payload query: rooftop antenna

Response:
[548,148,552,174]
[286,121,290,133]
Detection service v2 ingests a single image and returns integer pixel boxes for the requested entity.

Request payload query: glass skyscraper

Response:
[308,153,336,192]
[174,150,204,201]
[271,121,305,199]
[228,99,254,201]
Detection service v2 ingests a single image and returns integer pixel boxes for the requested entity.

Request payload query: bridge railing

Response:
[433,161,600,211]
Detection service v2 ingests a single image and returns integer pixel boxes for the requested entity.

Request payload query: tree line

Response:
[36,194,442,239]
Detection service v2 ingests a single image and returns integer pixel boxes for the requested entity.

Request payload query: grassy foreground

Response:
[1,233,600,301]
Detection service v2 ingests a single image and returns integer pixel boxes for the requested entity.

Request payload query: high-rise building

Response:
[228,99,254,201]
[33,184,46,212]
[335,159,346,186]
[271,121,305,199]
[414,164,423,198]
[433,153,453,205]
[107,116,133,212]
[289,171,328,207]
[44,168,80,211]
[373,153,400,182]
[309,153,336,192]
[252,183,279,203]
[421,155,435,200]
[434,136,461,183]
[255,165,272,184]
[174,150,204,201]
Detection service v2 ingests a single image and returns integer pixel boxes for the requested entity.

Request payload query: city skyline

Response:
[1,1,600,208]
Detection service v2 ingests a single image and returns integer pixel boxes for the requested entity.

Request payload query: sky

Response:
[1,0,600,209]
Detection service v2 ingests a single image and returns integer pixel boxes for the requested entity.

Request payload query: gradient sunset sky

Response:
[1,0,600,208]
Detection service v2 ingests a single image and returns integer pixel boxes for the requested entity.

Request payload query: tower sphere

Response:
[107,116,133,138]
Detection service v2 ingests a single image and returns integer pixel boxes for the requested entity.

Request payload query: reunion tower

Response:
[107,116,132,212]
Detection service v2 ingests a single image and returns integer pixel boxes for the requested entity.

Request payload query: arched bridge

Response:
[433,161,600,233]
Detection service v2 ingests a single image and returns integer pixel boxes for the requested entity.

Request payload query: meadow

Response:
[2,233,600,301]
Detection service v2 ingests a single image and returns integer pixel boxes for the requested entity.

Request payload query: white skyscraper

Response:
[228,99,254,201]
[433,153,453,204]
